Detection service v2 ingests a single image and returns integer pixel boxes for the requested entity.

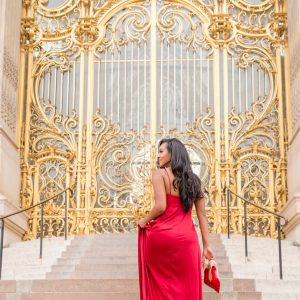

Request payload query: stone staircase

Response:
[220,234,300,299]
[0,233,299,299]
[1,236,73,280]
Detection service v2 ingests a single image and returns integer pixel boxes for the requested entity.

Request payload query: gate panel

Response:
[19,0,289,238]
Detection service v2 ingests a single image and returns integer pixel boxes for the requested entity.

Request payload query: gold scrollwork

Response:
[94,4,150,52]
[20,0,288,239]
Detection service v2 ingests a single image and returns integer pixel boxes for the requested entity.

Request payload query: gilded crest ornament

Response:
[73,17,100,46]
[207,13,235,45]
[21,17,41,46]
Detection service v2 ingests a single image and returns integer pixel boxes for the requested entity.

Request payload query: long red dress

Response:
[138,193,202,300]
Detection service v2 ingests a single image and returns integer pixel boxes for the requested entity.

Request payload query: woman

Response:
[138,138,215,300]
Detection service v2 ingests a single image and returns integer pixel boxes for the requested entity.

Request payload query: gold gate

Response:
[19,0,290,239]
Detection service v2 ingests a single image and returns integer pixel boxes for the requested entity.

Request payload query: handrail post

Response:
[0,187,73,270]
[0,219,4,280]
[40,204,44,259]
[277,216,283,279]
[227,188,230,239]
[244,201,248,257]
[64,191,68,240]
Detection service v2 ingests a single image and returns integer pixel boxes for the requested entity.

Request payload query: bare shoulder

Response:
[152,169,164,180]
[152,169,166,190]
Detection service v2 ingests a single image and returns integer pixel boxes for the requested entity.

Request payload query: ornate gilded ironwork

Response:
[19,0,289,239]
[208,13,234,44]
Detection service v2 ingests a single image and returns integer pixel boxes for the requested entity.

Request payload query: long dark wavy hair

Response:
[158,138,205,212]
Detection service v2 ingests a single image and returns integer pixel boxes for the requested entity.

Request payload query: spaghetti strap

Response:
[164,167,172,195]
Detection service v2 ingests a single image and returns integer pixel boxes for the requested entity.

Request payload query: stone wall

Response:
[0,0,26,244]
[281,0,300,244]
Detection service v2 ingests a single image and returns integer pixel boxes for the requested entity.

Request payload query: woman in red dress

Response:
[138,138,215,300]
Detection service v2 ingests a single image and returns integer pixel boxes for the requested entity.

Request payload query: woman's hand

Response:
[138,218,147,228]
[203,246,215,261]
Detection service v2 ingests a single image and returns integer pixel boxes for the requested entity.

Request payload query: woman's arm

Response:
[195,196,215,260]
[138,170,167,228]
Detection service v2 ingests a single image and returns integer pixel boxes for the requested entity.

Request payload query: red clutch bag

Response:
[203,259,220,293]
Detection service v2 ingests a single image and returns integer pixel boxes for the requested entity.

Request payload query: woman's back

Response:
[149,168,194,230]
[138,167,202,300]
[138,138,214,300]
[161,167,180,197]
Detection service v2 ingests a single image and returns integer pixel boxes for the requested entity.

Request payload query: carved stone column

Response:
[0,0,26,244]
[281,0,300,244]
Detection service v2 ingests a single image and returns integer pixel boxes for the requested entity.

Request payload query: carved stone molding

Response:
[291,73,300,133]
[0,47,18,134]
[0,88,17,134]
[3,48,18,90]
[0,47,18,133]
[287,1,300,135]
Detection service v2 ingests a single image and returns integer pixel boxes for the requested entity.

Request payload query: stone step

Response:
[231,272,300,280]
[2,278,298,299]
[2,269,52,276]
[1,233,300,298]
[4,248,70,254]
[60,252,138,259]
[222,242,296,250]
[1,275,47,280]
[234,278,300,293]
[230,264,300,274]
[20,292,140,300]
[220,234,292,242]
[0,281,16,292]
[2,259,64,267]
[27,278,233,293]
[60,237,226,247]
[59,248,228,258]
[30,279,138,292]
[17,291,265,300]
[223,245,298,253]
[50,262,232,273]
[255,279,300,292]
[46,270,234,279]
[56,257,136,265]
[227,255,300,263]
[52,264,138,273]
[7,238,73,248]
[56,254,230,263]
[223,246,299,256]
[221,237,293,245]
[54,256,231,266]
[46,271,140,279]
[64,239,221,246]
[261,293,300,300]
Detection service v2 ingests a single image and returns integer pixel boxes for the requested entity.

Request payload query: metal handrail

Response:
[223,185,288,280]
[0,187,72,280]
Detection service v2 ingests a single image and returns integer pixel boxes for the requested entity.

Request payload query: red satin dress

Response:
[138,190,202,299]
